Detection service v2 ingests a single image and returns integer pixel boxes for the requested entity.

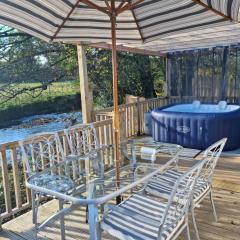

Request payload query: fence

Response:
[94,97,171,139]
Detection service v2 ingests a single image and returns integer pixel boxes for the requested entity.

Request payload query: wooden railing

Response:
[0,119,113,229]
[94,97,172,139]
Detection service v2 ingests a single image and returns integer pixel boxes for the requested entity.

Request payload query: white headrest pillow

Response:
[218,101,227,110]
[192,100,201,109]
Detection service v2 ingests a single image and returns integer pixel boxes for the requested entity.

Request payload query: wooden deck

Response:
[1,156,240,240]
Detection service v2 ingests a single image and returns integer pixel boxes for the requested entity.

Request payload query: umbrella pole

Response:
[110,6,121,204]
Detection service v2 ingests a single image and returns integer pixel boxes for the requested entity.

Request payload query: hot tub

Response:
[152,103,240,150]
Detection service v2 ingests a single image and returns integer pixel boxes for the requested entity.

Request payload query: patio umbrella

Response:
[0,0,239,185]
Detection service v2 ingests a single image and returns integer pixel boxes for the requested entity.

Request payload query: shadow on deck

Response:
[1,156,240,240]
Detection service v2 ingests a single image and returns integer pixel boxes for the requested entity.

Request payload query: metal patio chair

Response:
[64,123,99,156]
[19,132,75,239]
[63,123,108,178]
[144,138,227,240]
[101,160,204,240]
[64,123,113,222]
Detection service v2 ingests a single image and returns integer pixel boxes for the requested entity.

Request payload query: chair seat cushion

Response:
[145,169,209,202]
[102,194,184,240]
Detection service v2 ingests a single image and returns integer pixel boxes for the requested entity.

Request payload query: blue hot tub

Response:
[152,103,240,150]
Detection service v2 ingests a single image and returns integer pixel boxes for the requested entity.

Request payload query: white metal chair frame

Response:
[64,123,110,178]
[144,138,227,240]
[101,160,204,240]
[64,123,100,156]
[19,132,75,240]
[190,138,227,240]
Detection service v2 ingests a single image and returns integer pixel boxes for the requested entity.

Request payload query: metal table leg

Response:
[88,204,101,240]
[59,199,66,240]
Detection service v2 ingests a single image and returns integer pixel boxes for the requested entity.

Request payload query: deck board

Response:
[1,156,240,240]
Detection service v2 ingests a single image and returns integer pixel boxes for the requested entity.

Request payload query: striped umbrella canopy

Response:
[0,0,239,186]
[0,1,240,43]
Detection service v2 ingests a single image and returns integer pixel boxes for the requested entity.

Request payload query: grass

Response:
[0,81,80,110]
[0,81,81,127]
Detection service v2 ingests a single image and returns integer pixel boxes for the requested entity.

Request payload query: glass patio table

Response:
[26,145,181,240]
[122,136,183,165]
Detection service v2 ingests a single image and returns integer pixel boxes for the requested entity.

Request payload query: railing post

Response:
[77,44,93,123]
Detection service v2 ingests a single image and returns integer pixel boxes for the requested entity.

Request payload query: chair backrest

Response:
[19,132,65,177]
[200,138,227,183]
[64,123,100,157]
[158,161,204,238]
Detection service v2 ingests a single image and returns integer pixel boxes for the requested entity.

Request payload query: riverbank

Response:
[0,111,82,144]
[0,94,81,128]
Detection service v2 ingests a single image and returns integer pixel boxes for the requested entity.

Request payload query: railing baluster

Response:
[11,148,22,209]
[0,150,12,214]
[131,105,134,136]
[23,162,32,207]
[99,116,104,145]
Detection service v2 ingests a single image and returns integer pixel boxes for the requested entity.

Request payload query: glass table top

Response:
[27,162,170,203]
[128,137,183,154]
[26,143,180,205]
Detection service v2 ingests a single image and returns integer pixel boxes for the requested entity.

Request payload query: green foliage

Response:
[0,25,166,114]
[86,49,165,107]
[150,56,166,96]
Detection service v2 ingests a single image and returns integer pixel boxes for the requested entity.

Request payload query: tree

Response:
[0,27,78,104]
[0,25,165,109]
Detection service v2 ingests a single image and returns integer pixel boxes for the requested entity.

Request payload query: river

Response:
[0,112,82,144]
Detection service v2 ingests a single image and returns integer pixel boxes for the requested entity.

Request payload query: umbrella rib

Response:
[51,0,82,41]
[115,1,128,13]
[192,0,234,22]
[80,0,109,15]
[104,0,112,12]
[116,0,144,15]
[51,0,109,41]
[131,8,144,42]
